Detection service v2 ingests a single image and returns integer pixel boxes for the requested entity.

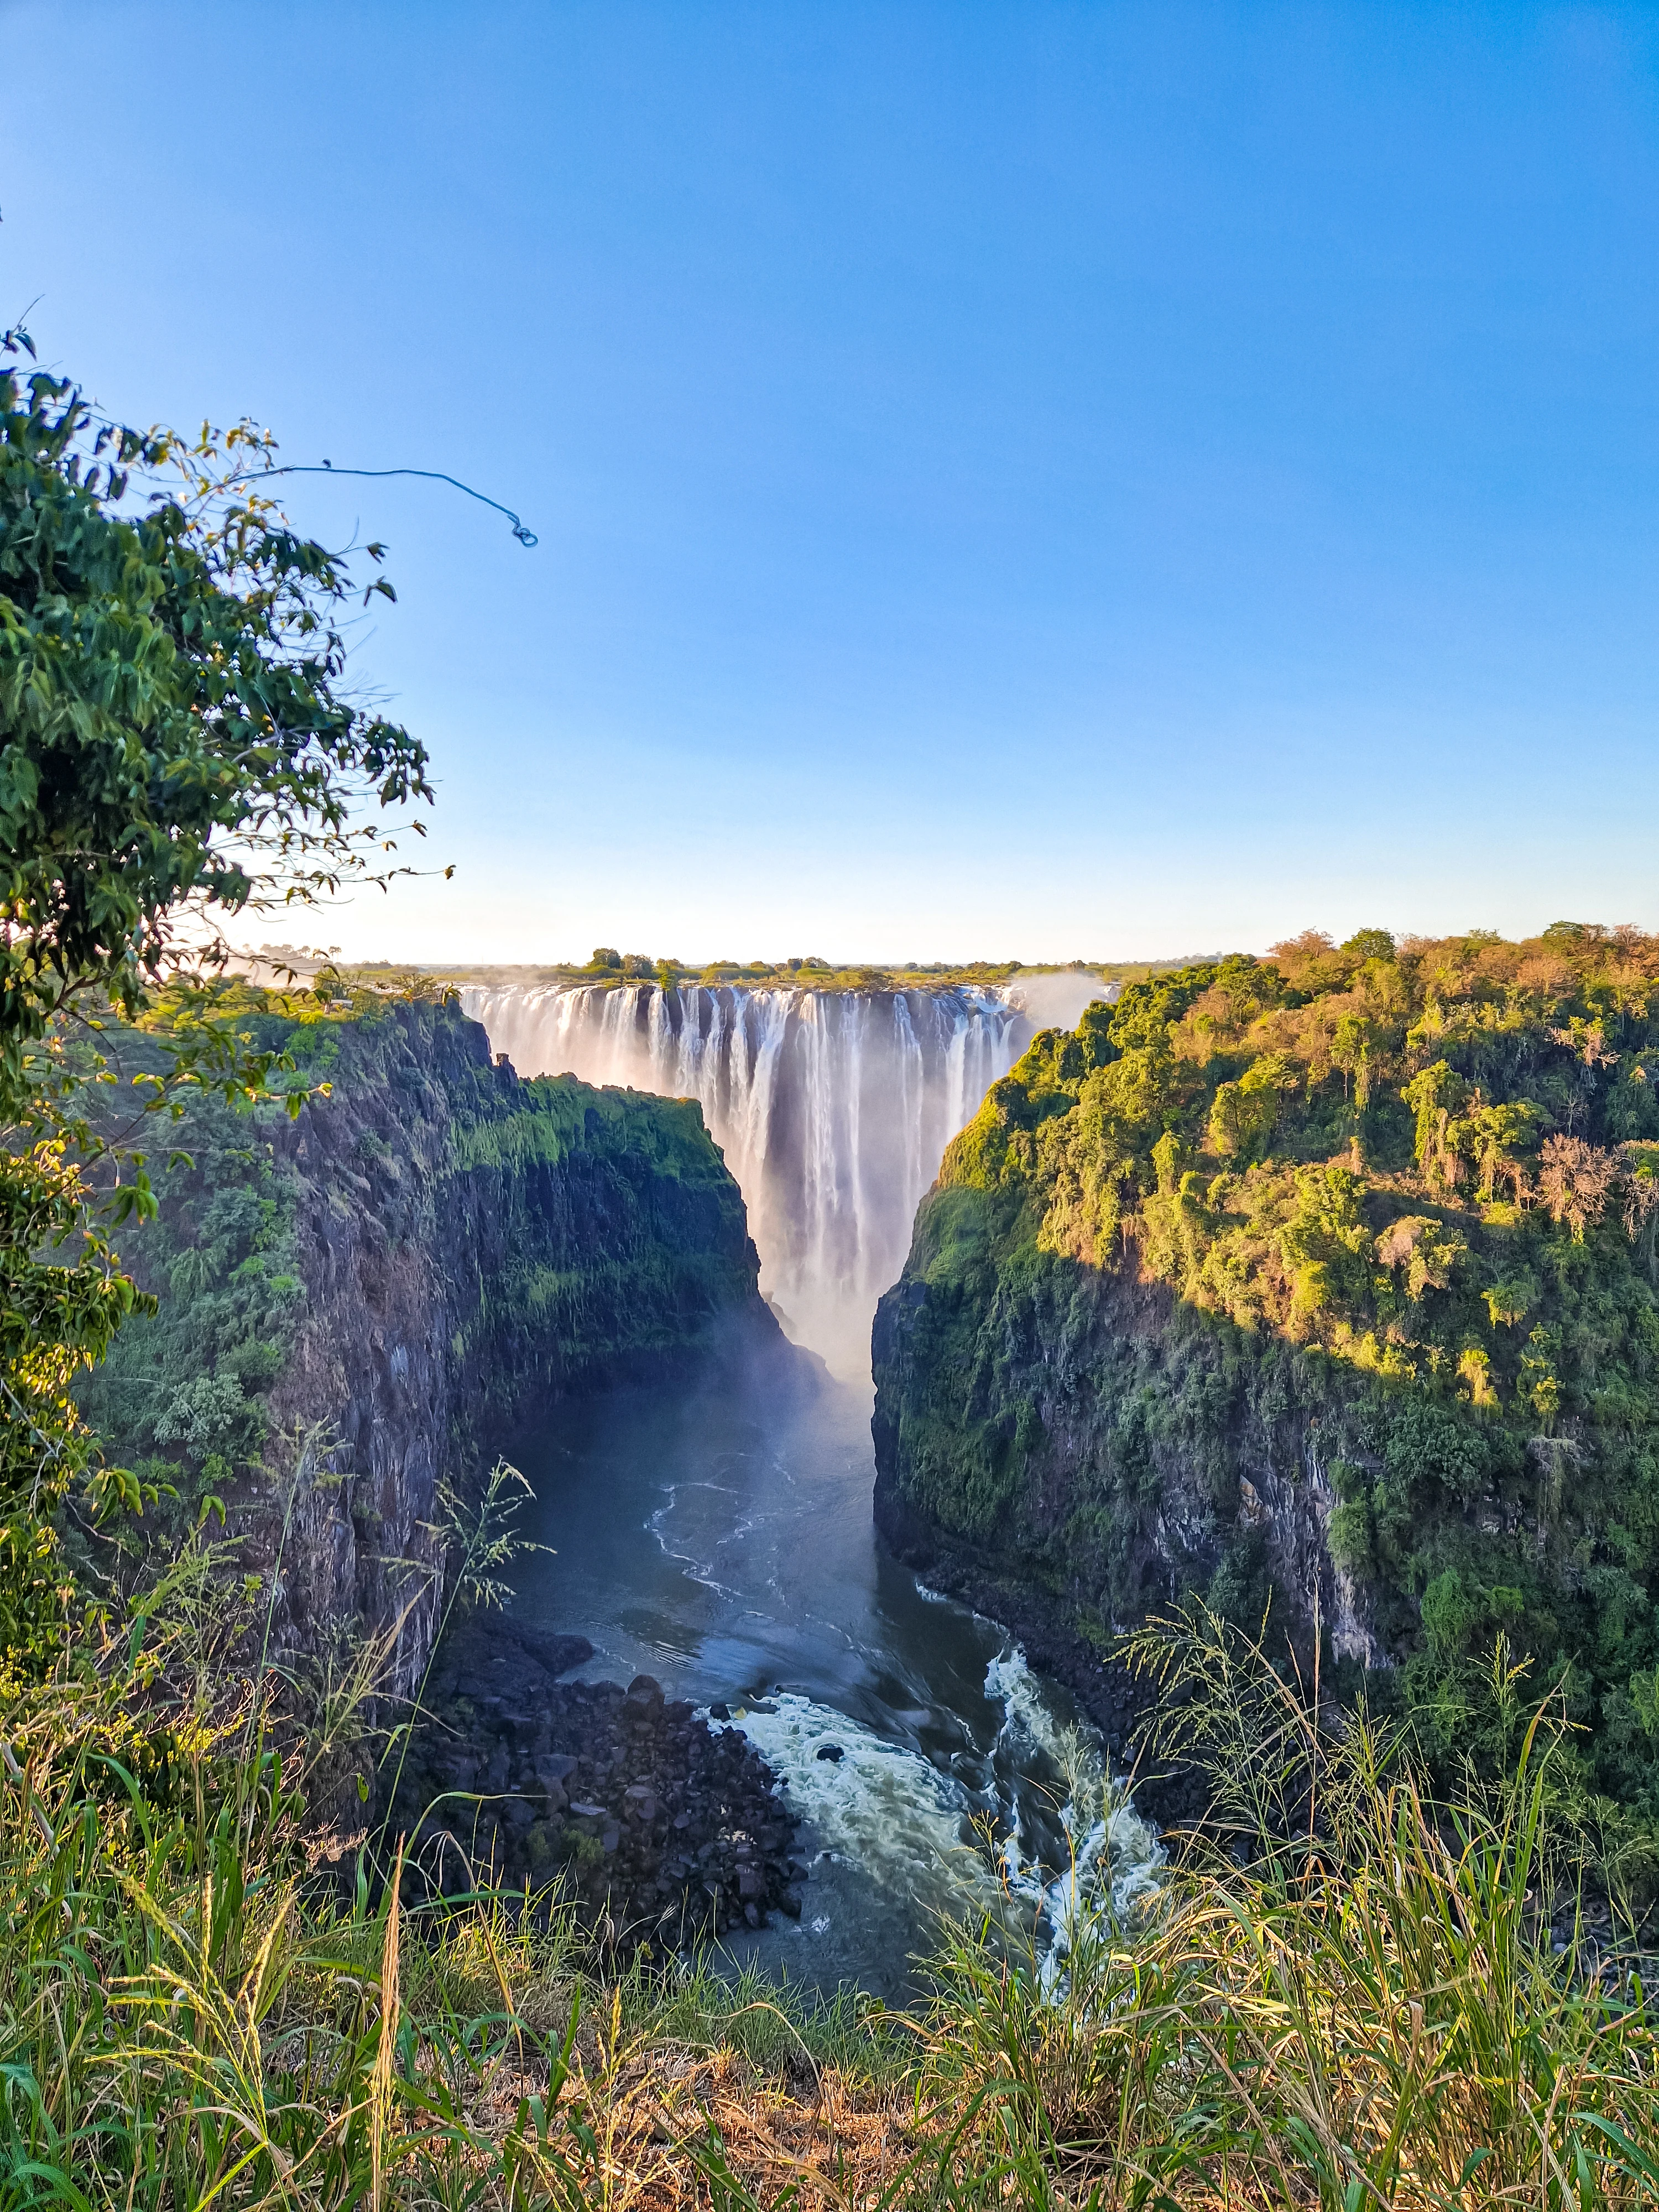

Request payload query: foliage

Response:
[880,925,1659,1831]
[0,326,429,1083]
[0,1141,148,1653]
[74,1072,306,1541]
[0,322,434,1657]
[3,1573,1655,2208]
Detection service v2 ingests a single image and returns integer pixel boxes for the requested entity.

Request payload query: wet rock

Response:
[816,1743,844,1762]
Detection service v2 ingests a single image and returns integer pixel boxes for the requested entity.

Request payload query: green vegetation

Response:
[879,925,1659,1848]
[451,1063,760,1379]
[428,954,1205,998]
[75,1078,305,1537]
[4,1566,1653,2208]
[0,323,429,1657]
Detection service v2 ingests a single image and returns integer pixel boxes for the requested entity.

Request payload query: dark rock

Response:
[387,1614,804,1956]
[816,1743,844,1763]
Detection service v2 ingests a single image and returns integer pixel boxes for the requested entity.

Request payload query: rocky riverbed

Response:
[387,1614,804,1950]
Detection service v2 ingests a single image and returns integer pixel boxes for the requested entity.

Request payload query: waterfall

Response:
[461,981,1027,1374]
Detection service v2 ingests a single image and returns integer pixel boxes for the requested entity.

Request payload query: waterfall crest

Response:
[461,981,1023,1373]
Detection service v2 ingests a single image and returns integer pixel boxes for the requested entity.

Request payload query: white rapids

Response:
[727,1650,1162,1983]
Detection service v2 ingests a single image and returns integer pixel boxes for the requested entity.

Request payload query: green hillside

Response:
[874,924,1659,1841]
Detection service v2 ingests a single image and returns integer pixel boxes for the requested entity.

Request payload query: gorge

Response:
[69,925,1659,1996]
[870,929,1659,1843]
[84,975,1160,1995]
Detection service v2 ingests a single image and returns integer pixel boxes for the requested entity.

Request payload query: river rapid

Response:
[510,1363,1159,2002]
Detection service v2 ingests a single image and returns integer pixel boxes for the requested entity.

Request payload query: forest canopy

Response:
[929,923,1659,1834]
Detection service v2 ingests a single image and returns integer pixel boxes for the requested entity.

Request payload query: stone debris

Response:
[388,1615,800,1950]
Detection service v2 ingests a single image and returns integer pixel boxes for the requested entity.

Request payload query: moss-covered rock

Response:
[81,995,789,1686]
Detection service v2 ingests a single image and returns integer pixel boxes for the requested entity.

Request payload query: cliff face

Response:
[872,935,1659,1825]
[872,1190,1376,1670]
[82,998,785,1688]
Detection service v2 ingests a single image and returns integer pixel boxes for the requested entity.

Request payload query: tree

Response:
[1341,927,1395,961]
[1,333,431,1102]
[0,326,434,1653]
[1465,1099,1537,1203]
[1537,1133,1618,1241]
[1400,1061,1469,1191]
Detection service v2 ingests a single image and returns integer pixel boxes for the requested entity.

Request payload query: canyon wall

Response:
[871,1196,1375,1669]
[82,998,787,1689]
[869,940,1659,1825]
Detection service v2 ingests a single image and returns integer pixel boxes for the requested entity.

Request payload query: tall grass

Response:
[907,1609,1659,2209]
[1,1567,1653,2208]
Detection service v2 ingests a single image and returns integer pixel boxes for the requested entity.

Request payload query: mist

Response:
[1002,969,1115,1035]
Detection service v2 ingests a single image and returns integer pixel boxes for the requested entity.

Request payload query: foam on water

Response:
[727,1645,1162,1986]
[725,1692,989,1926]
[985,1648,1164,1990]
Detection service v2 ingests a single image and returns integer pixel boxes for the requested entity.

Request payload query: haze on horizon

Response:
[4,2,1656,966]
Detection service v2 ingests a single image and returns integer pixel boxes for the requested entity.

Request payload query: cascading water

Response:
[479,964,1160,1990]
[462,980,1024,1373]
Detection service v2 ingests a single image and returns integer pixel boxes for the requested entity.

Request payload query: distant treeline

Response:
[399,951,1214,995]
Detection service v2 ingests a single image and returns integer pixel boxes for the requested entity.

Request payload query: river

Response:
[509,1359,1159,2002]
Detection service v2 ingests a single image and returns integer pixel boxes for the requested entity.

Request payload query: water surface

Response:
[510,1365,1157,1999]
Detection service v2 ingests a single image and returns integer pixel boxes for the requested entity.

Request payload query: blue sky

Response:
[3,2,1657,963]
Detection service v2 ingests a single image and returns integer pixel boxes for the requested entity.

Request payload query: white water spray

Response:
[462,981,1035,1371]
[727,1650,1162,1989]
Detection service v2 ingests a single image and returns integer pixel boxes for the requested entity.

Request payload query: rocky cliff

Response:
[82,994,790,1690]
[873,931,1659,1828]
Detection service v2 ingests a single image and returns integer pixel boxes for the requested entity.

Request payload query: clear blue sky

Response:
[4,2,1656,963]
